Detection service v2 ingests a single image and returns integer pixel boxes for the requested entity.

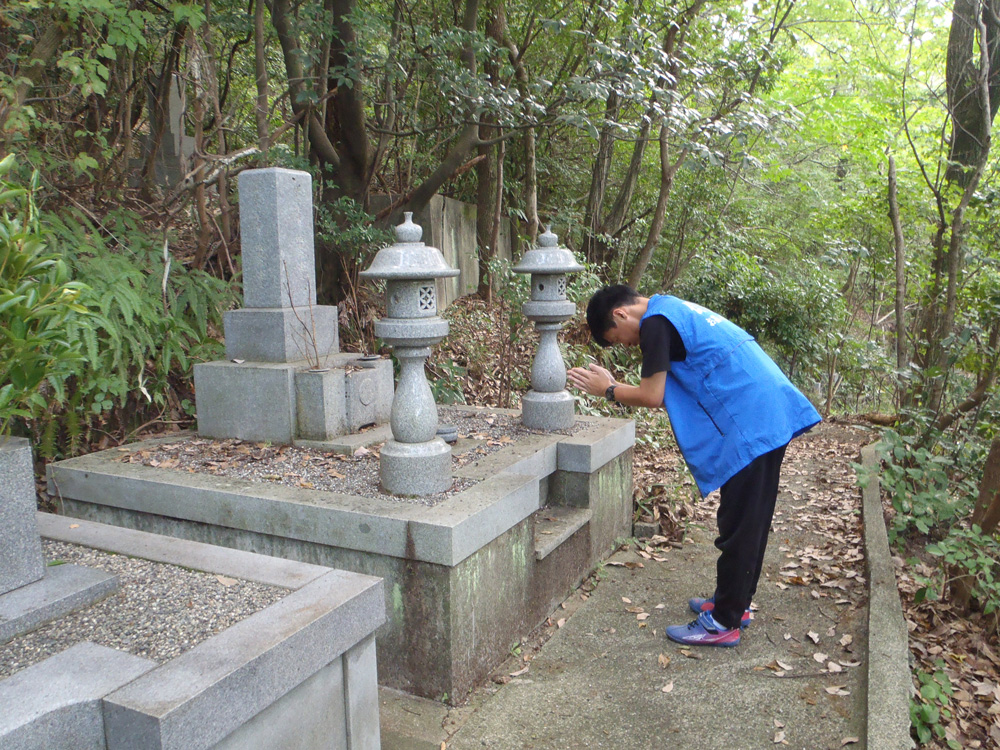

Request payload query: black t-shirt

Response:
[639,314,687,378]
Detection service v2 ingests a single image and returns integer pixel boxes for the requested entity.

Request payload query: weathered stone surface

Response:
[224,306,339,364]
[0,437,44,595]
[294,367,347,441]
[0,563,119,644]
[0,642,155,750]
[104,569,384,750]
[49,407,635,702]
[194,361,296,443]
[344,636,381,750]
[345,357,393,432]
[238,168,317,311]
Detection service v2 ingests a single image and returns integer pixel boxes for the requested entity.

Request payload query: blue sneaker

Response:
[666,611,741,647]
[688,596,752,628]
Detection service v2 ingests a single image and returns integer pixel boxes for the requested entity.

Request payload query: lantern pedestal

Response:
[522,390,576,431]
[513,228,583,432]
[379,438,453,496]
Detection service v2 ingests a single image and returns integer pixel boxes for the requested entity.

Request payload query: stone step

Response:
[533,506,591,561]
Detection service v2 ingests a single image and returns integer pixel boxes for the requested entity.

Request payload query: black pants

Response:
[710,443,787,630]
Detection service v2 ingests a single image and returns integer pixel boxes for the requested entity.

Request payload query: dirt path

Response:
[382,421,879,749]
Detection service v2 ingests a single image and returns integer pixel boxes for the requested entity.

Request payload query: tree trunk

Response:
[626,126,685,289]
[501,19,537,245]
[254,0,270,164]
[945,0,1000,186]
[952,437,1000,610]
[580,91,621,266]
[888,156,907,407]
[0,16,68,155]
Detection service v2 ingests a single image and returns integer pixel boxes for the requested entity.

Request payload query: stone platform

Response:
[47,406,634,701]
[3,514,384,750]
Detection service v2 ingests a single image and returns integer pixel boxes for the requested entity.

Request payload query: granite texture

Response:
[294,367,348,441]
[0,642,155,750]
[0,563,119,645]
[237,168,317,311]
[103,568,385,750]
[379,438,454,497]
[0,437,44,595]
[194,361,296,443]
[224,306,339,364]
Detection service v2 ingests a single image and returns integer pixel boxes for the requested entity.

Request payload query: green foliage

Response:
[924,526,1000,617]
[910,664,961,749]
[427,358,467,405]
[0,155,89,435]
[676,247,842,381]
[862,430,979,544]
[33,207,236,455]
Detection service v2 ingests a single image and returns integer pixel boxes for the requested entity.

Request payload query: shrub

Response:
[0,155,89,436]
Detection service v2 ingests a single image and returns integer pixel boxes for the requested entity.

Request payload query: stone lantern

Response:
[513,227,583,430]
[360,213,460,496]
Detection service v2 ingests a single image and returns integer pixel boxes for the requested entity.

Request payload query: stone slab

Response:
[533,506,591,560]
[0,563,119,644]
[238,168,317,310]
[0,437,45,595]
[556,417,635,473]
[224,306,339,364]
[104,568,385,750]
[295,423,394,455]
[37,512,329,590]
[295,366,348,440]
[860,445,915,750]
[345,635,381,750]
[194,360,296,443]
[212,657,348,750]
[0,642,156,750]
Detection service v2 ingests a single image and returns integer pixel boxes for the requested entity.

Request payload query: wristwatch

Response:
[604,384,617,402]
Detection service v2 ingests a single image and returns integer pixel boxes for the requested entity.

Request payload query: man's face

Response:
[603,307,640,346]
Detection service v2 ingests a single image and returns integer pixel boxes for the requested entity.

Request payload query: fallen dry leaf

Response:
[658,653,671,669]
[661,681,674,693]
[215,575,238,587]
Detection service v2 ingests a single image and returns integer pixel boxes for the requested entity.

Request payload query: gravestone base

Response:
[195,354,393,444]
[223,306,340,364]
[48,407,635,702]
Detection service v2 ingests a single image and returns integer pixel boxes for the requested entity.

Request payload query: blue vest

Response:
[643,295,821,496]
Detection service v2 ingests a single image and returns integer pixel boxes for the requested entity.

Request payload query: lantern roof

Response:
[512,227,584,275]
[360,213,460,281]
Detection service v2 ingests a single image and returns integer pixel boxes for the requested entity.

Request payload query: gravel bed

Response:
[121,407,587,507]
[0,541,287,679]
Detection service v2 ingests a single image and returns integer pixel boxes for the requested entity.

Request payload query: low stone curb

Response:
[859,444,915,750]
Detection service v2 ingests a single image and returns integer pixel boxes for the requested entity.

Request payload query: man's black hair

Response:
[586,284,641,347]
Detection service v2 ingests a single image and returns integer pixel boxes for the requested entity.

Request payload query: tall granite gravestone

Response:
[194,168,393,444]
[145,74,196,188]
